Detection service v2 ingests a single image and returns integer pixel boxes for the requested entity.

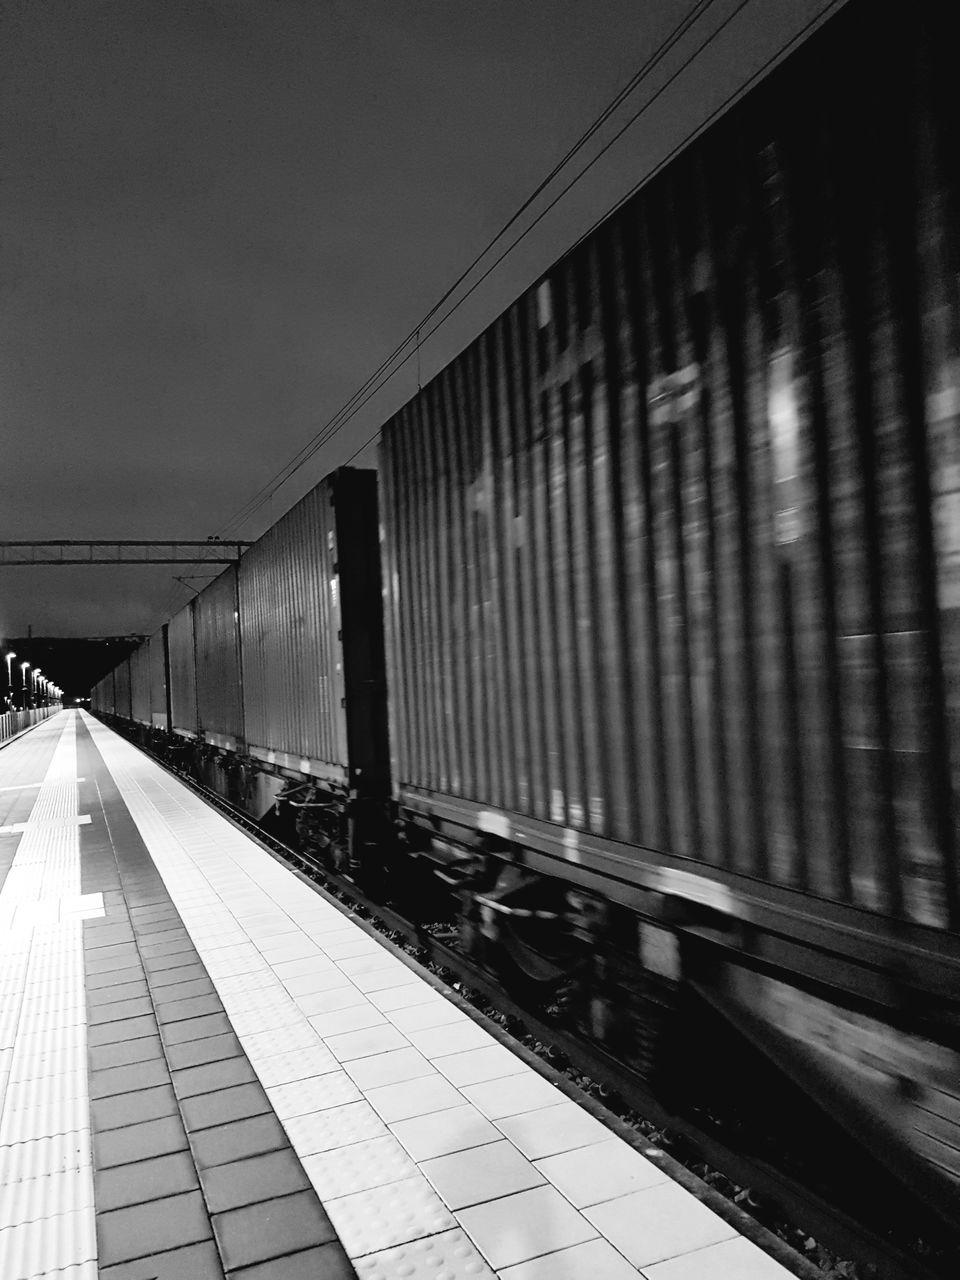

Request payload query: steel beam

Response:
[0,541,251,566]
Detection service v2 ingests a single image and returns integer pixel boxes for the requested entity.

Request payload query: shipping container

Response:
[149,629,168,730]
[168,602,198,737]
[130,642,151,726]
[238,468,389,795]
[113,657,132,723]
[90,673,111,716]
[379,0,960,933]
[194,565,244,750]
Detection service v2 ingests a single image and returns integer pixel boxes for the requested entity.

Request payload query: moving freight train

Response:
[92,0,959,1233]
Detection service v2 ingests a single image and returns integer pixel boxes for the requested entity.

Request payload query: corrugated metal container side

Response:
[239,472,348,778]
[90,675,109,714]
[113,658,132,722]
[130,643,151,726]
[194,565,243,750]
[168,602,198,737]
[148,629,168,730]
[380,0,959,932]
[239,468,388,789]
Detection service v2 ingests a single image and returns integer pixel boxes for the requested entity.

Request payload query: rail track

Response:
[139,745,955,1280]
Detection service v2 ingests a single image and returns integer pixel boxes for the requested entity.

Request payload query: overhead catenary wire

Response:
[214,0,845,552]
[213,0,718,540]
[339,0,846,466]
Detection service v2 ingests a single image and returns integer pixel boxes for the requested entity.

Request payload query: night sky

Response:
[1,0,838,648]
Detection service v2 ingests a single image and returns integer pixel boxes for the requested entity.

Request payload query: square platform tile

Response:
[436,1044,528,1088]
[384,1000,468,1034]
[641,1235,795,1280]
[345,1046,433,1092]
[308,1004,387,1039]
[239,913,299,936]
[369,984,447,1014]
[583,1180,737,1269]
[389,1103,501,1162]
[421,1138,545,1210]
[405,1020,495,1059]
[337,952,405,977]
[496,1101,612,1160]
[351,966,422,995]
[461,1072,564,1121]
[320,941,387,965]
[325,1023,409,1062]
[365,1073,464,1124]
[535,1137,670,1207]
[259,937,323,964]
[272,956,336,981]
[457,1183,597,1270]
[312,927,369,948]
[499,1237,642,1280]
[286,969,354,999]
[294,984,368,1017]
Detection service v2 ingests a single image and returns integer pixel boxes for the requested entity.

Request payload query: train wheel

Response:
[478,868,582,1006]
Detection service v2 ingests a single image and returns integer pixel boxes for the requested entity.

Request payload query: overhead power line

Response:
[214,0,845,551]
[340,0,845,466]
[214,0,718,539]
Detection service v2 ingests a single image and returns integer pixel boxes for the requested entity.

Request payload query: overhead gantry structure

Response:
[0,541,251,566]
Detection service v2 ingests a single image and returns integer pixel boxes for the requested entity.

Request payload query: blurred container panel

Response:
[195,565,243,750]
[238,468,389,794]
[90,673,112,716]
[379,0,959,931]
[149,629,168,730]
[168,602,198,738]
[114,657,132,723]
[130,643,151,726]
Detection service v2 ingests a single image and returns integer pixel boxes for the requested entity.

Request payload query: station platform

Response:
[0,711,798,1279]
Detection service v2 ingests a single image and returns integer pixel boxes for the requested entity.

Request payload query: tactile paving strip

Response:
[0,1208,97,1279]
[323,1174,456,1257]
[301,1134,418,1200]
[354,1227,496,1280]
[60,714,362,1280]
[0,714,99,1280]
